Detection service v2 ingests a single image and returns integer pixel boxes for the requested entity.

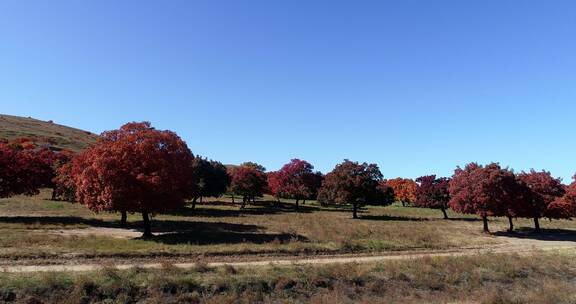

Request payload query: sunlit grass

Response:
[0,190,574,260]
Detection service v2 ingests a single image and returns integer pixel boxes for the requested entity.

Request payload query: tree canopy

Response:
[516,170,566,231]
[267,159,322,209]
[415,175,451,219]
[72,122,194,237]
[229,162,268,208]
[386,178,417,206]
[189,157,231,208]
[318,160,391,219]
[449,163,519,232]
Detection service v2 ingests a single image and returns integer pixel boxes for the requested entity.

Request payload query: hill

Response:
[0,114,97,151]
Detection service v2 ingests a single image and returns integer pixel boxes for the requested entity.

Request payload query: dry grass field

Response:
[1,252,575,303]
[1,190,576,267]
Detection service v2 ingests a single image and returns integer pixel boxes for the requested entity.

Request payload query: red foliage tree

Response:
[415,175,451,219]
[449,163,519,233]
[229,162,268,209]
[0,142,28,198]
[318,160,392,219]
[52,162,77,202]
[72,122,194,237]
[266,159,322,210]
[267,171,283,201]
[517,170,566,232]
[386,178,417,206]
[547,176,576,220]
[0,140,57,198]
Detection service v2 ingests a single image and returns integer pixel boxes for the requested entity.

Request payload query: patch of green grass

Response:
[44,202,65,210]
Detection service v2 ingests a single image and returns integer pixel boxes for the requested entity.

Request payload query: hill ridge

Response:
[0,114,97,151]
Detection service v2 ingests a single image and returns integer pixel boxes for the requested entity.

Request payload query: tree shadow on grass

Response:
[360,215,431,222]
[0,216,261,233]
[493,228,576,242]
[0,216,115,227]
[147,230,308,245]
[167,200,322,218]
[359,215,481,222]
[0,216,309,245]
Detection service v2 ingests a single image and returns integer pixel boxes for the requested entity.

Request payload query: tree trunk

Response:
[192,197,198,210]
[200,196,203,203]
[240,196,247,209]
[507,216,514,232]
[295,199,299,211]
[51,188,57,201]
[441,207,448,220]
[482,215,489,233]
[231,194,235,203]
[302,199,306,205]
[142,212,152,238]
[353,203,358,219]
[120,210,127,228]
[401,201,406,207]
[534,216,541,233]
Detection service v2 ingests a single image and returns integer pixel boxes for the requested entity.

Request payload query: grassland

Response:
[1,190,576,266]
[1,252,575,303]
[0,114,97,151]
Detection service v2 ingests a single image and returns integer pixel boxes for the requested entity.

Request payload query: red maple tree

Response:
[547,176,576,220]
[414,175,451,219]
[0,139,62,198]
[449,163,518,233]
[72,122,194,237]
[228,163,268,209]
[517,170,566,232]
[267,159,322,210]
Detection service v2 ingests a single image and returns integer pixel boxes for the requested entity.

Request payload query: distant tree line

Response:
[2,121,576,237]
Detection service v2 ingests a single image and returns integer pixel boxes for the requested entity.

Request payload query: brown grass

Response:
[0,252,574,303]
[0,190,575,263]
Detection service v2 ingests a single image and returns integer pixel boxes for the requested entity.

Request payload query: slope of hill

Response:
[0,114,97,151]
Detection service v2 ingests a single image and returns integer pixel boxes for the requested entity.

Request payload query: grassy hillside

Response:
[0,114,97,151]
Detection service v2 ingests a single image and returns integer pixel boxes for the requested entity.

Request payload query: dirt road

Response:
[2,233,575,273]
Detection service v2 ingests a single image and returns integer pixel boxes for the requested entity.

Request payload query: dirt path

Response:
[3,234,575,273]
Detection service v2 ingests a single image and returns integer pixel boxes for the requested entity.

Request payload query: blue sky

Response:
[1,1,575,181]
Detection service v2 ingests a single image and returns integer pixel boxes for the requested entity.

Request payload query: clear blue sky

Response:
[1,1,575,181]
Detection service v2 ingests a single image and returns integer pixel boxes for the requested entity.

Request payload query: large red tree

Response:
[73,122,194,237]
[517,170,566,232]
[449,163,519,233]
[318,160,391,219]
[415,175,451,219]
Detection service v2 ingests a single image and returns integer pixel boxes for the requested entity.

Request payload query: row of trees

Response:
[450,163,572,233]
[2,122,576,236]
